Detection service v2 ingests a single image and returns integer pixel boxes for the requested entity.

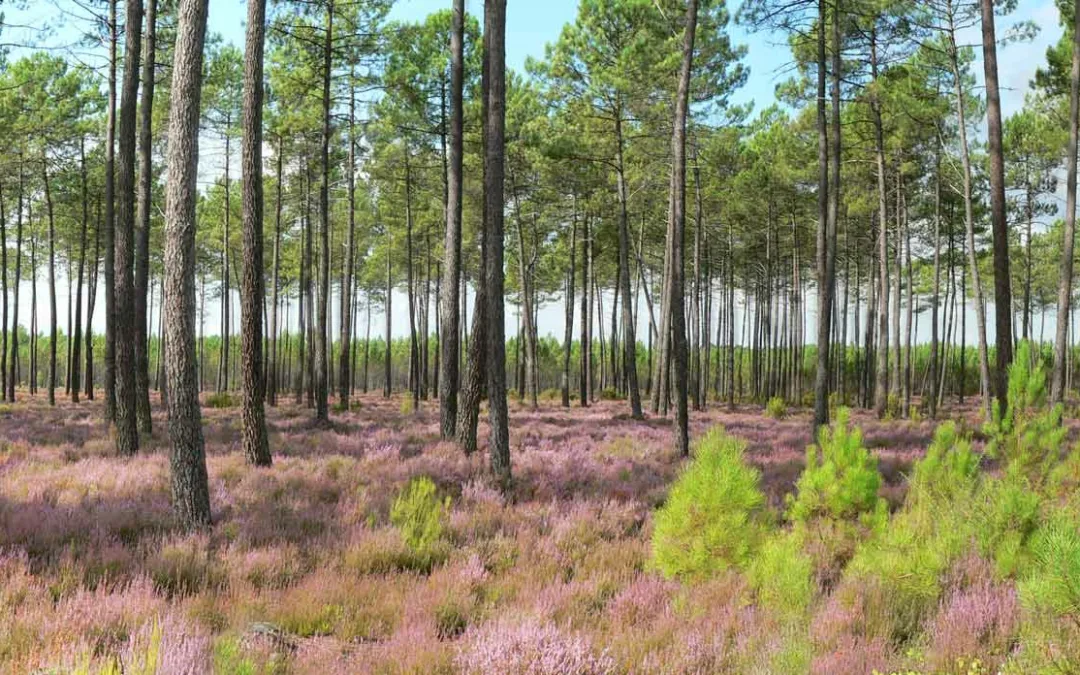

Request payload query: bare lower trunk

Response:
[240,0,271,466]
[163,0,212,530]
[134,0,157,433]
[114,0,143,455]
[1052,0,1080,403]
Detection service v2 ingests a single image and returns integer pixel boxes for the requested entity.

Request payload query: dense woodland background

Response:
[2,0,1080,517]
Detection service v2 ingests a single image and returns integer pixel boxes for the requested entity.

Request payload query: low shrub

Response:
[985,341,1066,485]
[206,392,234,409]
[765,397,787,420]
[788,408,885,527]
[391,476,451,556]
[651,428,767,580]
[748,530,813,620]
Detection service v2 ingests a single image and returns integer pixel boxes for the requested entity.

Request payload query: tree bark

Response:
[484,0,510,487]
[314,0,333,422]
[164,0,212,530]
[134,0,157,433]
[1052,0,1080,404]
[947,5,992,418]
[339,73,357,410]
[42,157,58,406]
[240,0,272,466]
[115,0,143,455]
[439,0,465,437]
[665,0,698,456]
[104,0,118,423]
[980,0,1013,412]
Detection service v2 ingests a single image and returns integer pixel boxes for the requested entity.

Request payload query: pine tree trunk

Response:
[114,0,143,455]
[1052,0,1080,403]
[313,0,333,422]
[42,157,58,407]
[666,0,698,456]
[562,215,576,408]
[268,141,282,406]
[134,0,156,434]
[163,0,212,530]
[104,0,118,423]
[484,0,510,487]
[980,0,1013,411]
[947,7,992,418]
[240,0,271,466]
[7,164,21,402]
[339,76,357,410]
[438,0,465,437]
[72,145,87,403]
[384,231,392,398]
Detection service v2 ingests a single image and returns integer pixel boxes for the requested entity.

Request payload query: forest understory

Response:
[2,386,1075,675]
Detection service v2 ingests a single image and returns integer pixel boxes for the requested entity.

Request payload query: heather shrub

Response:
[539,388,563,402]
[925,582,1019,674]
[391,476,450,555]
[747,529,813,620]
[457,619,614,675]
[787,408,885,527]
[599,387,622,401]
[985,341,1066,485]
[205,392,234,409]
[651,428,767,580]
[765,396,787,420]
[435,595,471,640]
[146,537,227,598]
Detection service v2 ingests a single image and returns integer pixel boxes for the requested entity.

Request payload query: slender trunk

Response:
[947,8,992,417]
[384,231,392,398]
[980,0,1013,411]
[163,0,212,530]
[484,0,510,487]
[1052,0,1080,403]
[42,157,58,406]
[339,75,357,409]
[438,0,464,435]
[614,110,643,418]
[562,212,576,407]
[7,164,21,402]
[114,0,143,455]
[665,0,698,456]
[268,141,283,406]
[314,0,333,422]
[105,0,118,422]
[72,149,87,403]
[240,0,271,465]
[134,0,157,433]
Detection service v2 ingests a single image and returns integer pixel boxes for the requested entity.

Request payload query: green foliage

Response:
[390,477,450,555]
[651,429,767,580]
[1020,513,1080,617]
[883,394,902,421]
[909,422,980,504]
[747,530,813,620]
[787,408,885,526]
[975,465,1044,577]
[986,341,1066,485]
[434,595,470,639]
[765,396,786,420]
[206,392,235,409]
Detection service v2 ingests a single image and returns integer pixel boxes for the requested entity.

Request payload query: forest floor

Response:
[0,392,984,673]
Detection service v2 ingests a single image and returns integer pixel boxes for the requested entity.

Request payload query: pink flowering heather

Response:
[457,618,615,675]
[926,582,1019,672]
